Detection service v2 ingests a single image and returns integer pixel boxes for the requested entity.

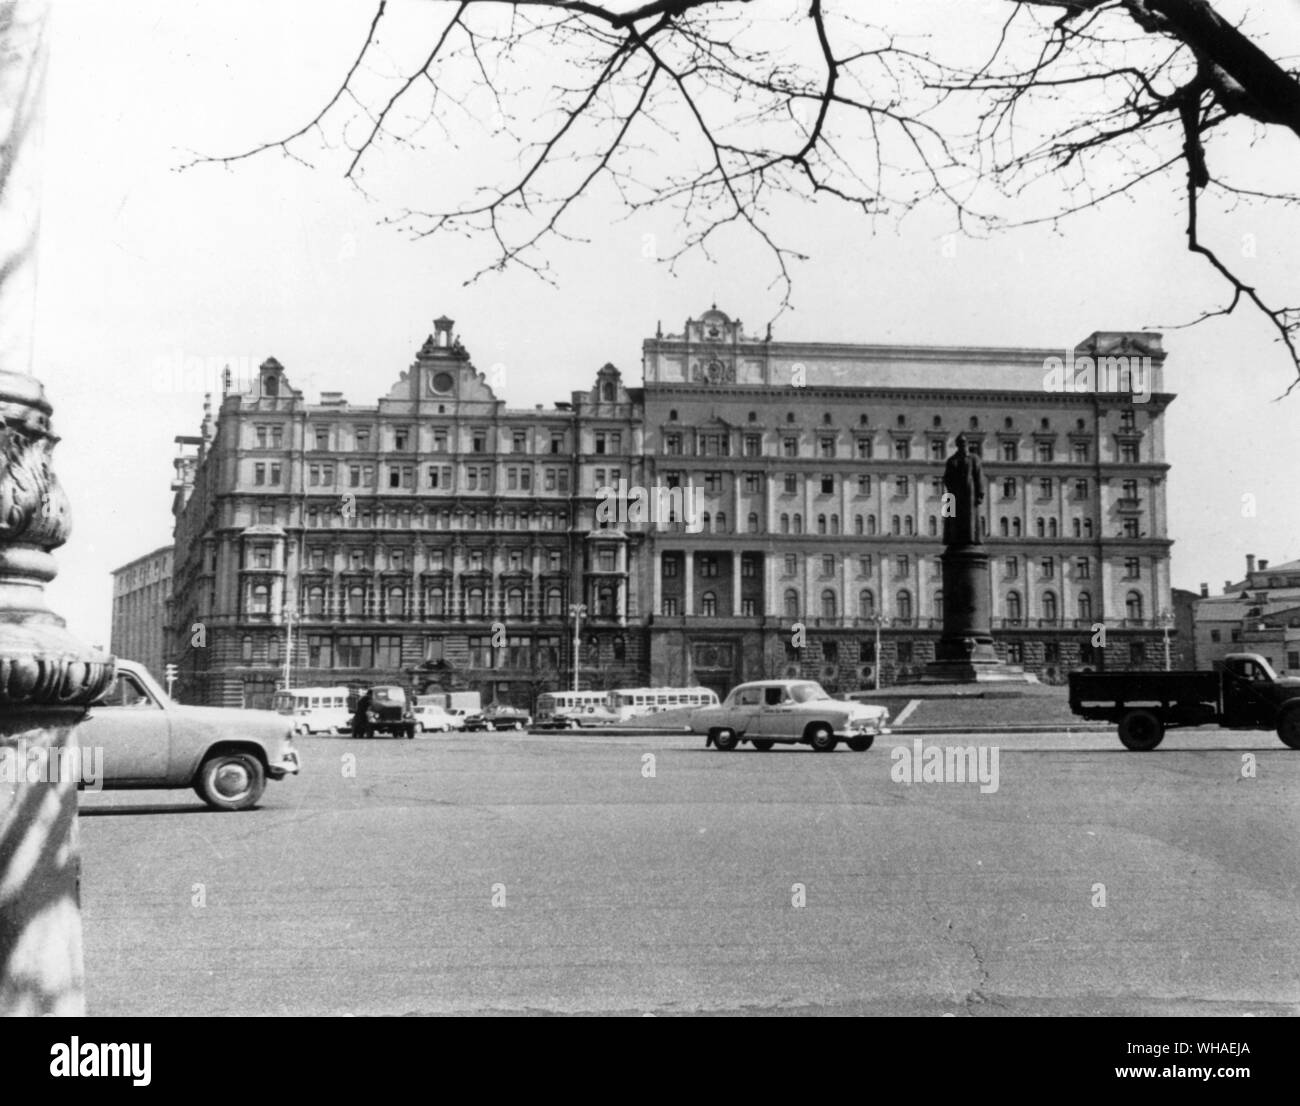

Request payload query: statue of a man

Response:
[942,434,984,547]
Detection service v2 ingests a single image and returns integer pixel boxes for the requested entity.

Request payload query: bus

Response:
[607,687,720,722]
[535,690,613,724]
[273,686,353,734]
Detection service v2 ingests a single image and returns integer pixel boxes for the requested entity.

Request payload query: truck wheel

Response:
[195,752,266,811]
[752,740,775,752]
[847,736,873,752]
[711,728,739,751]
[1277,709,1300,749]
[1117,709,1164,751]
[808,724,838,752]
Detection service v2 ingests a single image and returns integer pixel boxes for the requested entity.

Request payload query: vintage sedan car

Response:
[80,659,301,810]
[412,702,456,733]
[691,680,890,752]
[463,705,533,732]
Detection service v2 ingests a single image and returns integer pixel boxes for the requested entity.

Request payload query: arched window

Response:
[241,635,253,661]
[928,516,938,537]
[506,588,524,617]
[306,586,325,616]
[793,514,803,534]
[1006,591,1022,623]
[701,591,717,617]
[701,511,711,532]
[818,514,828,535]
[347,586,365,617]
[428,588,445,617]
[1012,518,1022,537]
[891,515,901,535]
[387,588,405,617]
[250,583,270,615]
[599,587,616,617]
[867,514,878,535]
[831,514,840,535]
[1048,518,1058,537]
[821,590,837,619]
[1036,518,1045,537]
[547,588,564,617]
[896,590,913,622]
[784,589,800,619]
[858,589,875,617]
[933,589,944,619]
[1126,591,1143,621]
[854,515,864,536]
[780,513,790,534]
[904,515,914,536]
[748,512,760,533]
[601,380,615,402]
[999,518,1009,537]
[1077,591,1092,621]
[715,511,727,533]
[1072,518,1082,538]
[268,637,279,663]
[1043,591,1058,623]
[467,587,485,617]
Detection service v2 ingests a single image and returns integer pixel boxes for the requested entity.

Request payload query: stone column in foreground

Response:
[0,0,115,1016]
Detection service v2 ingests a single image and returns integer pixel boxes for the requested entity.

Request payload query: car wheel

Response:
[195,752,266,811]
[752,740,775,752]
[414,722,426,735]
[808,724,837,752]
[1117,709,1164,751]
[847,736,873,752]
[1278,709,1300,749]
[711,728,739,751]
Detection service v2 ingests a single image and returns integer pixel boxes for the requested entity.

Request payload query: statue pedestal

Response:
[923,544,1035,685]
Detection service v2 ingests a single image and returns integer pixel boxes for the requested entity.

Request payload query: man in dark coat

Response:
[352,690,374,739]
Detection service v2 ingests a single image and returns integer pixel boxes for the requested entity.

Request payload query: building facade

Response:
[109,544,174,683]
[168,309,1178,707]
[1192,554,1300,674]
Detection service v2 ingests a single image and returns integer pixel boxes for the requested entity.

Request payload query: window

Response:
[784,590,800,619]
[306,635,333,668]
[821,474,834,494]
[748,512,760,533]
[662,597,678,617]
[254,463,266,486]
[783,474,798,494]
[270,426,283,448]
[822,555,835,576]
[1125,557,1141,579]
[1043,591,1058,623]
[1036,442,1054,463]
[1001,441,1018,462]
[743,434,761,457]
[820,590,837,619]
[895,590,913,622]
[386,588,405,618]
[376,635,402,669]
[894,476,909,497]
[337,636,373,669]
[895,555,910,576]
[741,555,756,578]
[663,557,679,579]
[1038,478,1052,498]
[1007,642,1024,665]
[249,583,271,615]
[1002,478,1017,499]
[784,555,797,576]
[1122,518,1140,538]
[856,438,873,459]
[698,555,719,579]
[466,587,486,617]
[314,428,330,451]
[1120,442,1139,463]
[1006,556,1019,578]
[1072,442,1089,462]
[700,591,717,617]
[1075,558,1090,579]
[241,635,254,661]
[1126,592,1144,621]
[255,426,267,448]
[1077,592,1092,621]
[1073,479,1089,500]
[743,473,761,494]
[1119,409,1136,431]
[355,428,371,451]
[704,472,722,493]
[819,437,836,458]
[1041,558,1054,579]
[783,437,799,457]
[394,429,409,450]
[1129,641,1146,665]
[818,514,828,535]
[858,590,875,617]
[1006,591,1022,623]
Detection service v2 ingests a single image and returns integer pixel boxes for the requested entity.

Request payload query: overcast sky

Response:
[32,0,1300,649]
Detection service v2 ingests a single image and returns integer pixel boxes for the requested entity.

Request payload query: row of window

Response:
[255,425,595,455]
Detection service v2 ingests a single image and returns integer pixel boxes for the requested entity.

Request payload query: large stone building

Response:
[1192,554,1300,674]
[109,544,174,683]
[167,308,1177,707]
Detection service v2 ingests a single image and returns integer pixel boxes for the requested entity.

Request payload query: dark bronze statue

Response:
[942,433,984,547]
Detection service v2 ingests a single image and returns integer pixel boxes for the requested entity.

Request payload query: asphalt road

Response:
[78,728,1300,1016]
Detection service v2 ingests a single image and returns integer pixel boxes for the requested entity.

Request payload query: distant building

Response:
[110,545,174,683]
[1193,555,1300,674]
[167,309,1178,708]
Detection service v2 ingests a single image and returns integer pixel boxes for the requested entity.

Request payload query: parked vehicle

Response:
[81,659,301,811]
[607,687,721,722]
[463,705,532,732]
[1068,653,1300,750]
[348,685,416,739]
[691,680,891,752]
[535,704,622,730]
[412,699,456,733]
[535,690,610,724]
[273,686,352,735]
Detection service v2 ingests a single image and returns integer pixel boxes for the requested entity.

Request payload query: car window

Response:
[95,673,157,709]
[735,688,760,706]
[763,687,787,706]
[790,684,831,703]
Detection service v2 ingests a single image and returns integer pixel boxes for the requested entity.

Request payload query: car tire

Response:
[711,728,739,751]
[752,740,775,752]
[847,736,873,752]
[415,722,426,735]
[1278,708,1300,749]
[808,724,837,752]
[1117,709,1164,751]
[195,752,266,811]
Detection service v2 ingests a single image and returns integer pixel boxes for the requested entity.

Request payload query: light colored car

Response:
[413,702,456,733]
[691,679,890,752]
[79,659,301,810]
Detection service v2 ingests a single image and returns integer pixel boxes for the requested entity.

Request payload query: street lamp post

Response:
[1159,609,1175,671]
[283,606,295,691]
[865,612,886,690]
[569,602,587,692]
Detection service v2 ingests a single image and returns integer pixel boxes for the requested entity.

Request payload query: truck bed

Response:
[1069,670,1221,724]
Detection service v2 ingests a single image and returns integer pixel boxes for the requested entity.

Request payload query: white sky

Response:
[32,0,1300,648]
